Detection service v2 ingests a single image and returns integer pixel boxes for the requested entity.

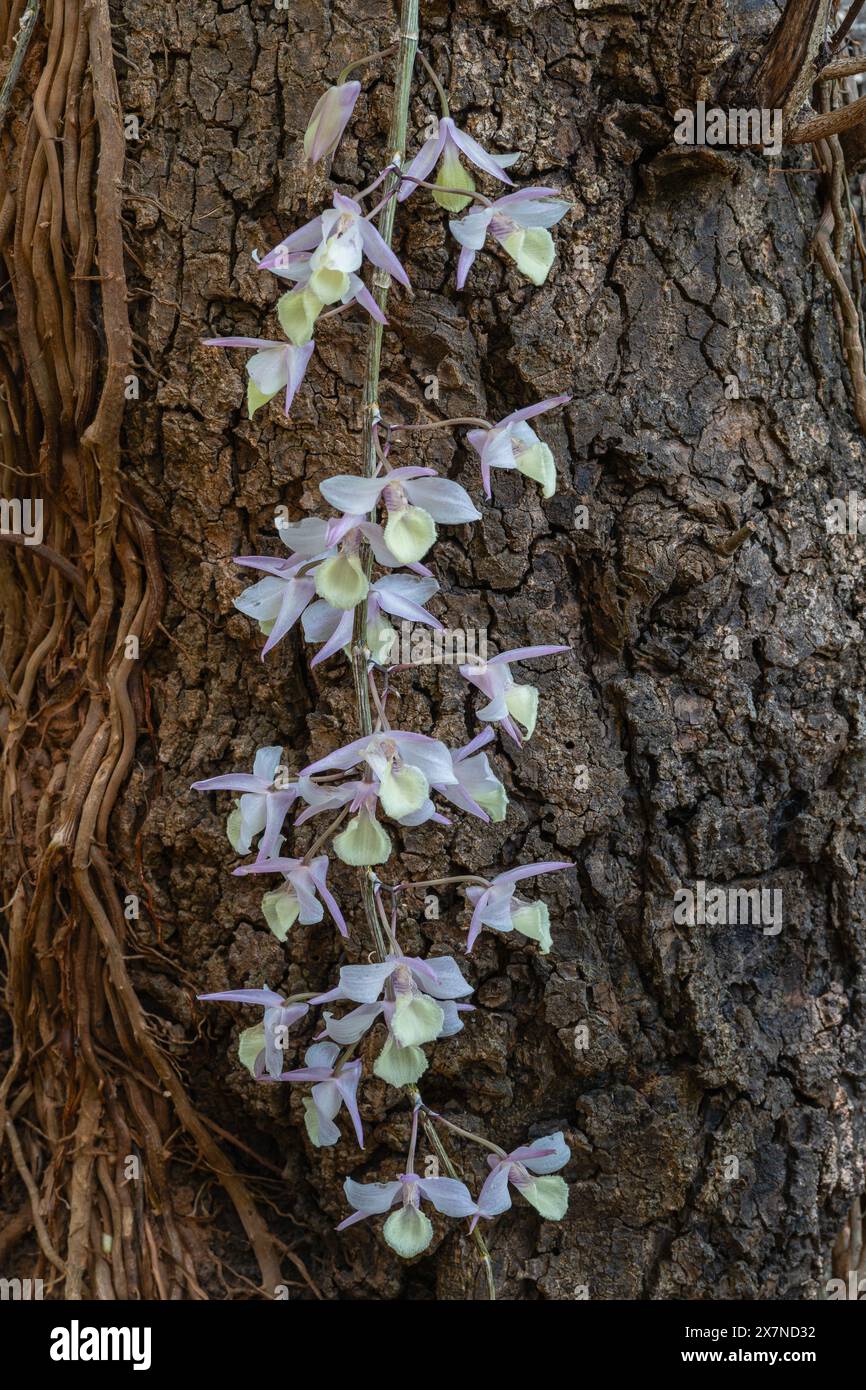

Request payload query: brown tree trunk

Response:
[2,0,866,1300]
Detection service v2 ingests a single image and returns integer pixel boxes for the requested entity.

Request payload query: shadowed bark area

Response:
[2,0,866,1299]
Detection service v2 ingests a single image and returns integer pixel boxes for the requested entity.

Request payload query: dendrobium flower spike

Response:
[194,17,577,1286]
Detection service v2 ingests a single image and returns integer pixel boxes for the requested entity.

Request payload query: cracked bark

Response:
[3,0,866,1299]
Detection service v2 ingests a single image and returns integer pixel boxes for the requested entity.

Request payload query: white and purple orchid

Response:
[315,953,471,1043]
[303,730,459,828]
[266,1041,364,1149]
[466,394,570,500]
[318,953,473,1088]
[459,643,570,744]
[196,987,310,1080]
[191,745,298,858]
[259,250,386,341]
[258,193,410,302]
[202,336,314,419]
[337,1107,477,1256]
[319,466,480,565]
[473,1131,570,1224]
[303,80,361,166]
[464,861,572,951]
[195,33,580,1284]
[233,517,412,659]
[399,116,516,212]
[302,573,442,667]
[274,512,418,612]
[433,726,508,823]
[233,854,347,939]
[450,187,570,288]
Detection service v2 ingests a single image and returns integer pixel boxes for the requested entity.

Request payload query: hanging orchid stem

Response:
[368,170,493,219]
[421,1107,508,1158]
[409,1088,497,1300]
[350,0,417,969]
[338,42,399,86]
[416,49,450,118]
[400,874,490,890]
[386,415,494,433]
[348,1,495,1296]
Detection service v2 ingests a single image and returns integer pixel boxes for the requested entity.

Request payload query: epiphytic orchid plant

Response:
[195,4,574,1296]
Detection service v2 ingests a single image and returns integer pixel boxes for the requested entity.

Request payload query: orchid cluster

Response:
[196,31,576,1281]
[203,52,569,421]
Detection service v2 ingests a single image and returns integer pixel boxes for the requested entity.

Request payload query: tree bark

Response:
[2,0,866,1300]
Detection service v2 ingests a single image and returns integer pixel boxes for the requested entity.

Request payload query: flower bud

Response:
[303,80,361,165]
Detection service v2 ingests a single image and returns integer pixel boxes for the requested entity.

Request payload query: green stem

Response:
[347,0,496,1300]
[417,49,450,118]
[338,43,399,85]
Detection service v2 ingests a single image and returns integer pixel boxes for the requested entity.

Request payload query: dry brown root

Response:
[0,0,283,1299]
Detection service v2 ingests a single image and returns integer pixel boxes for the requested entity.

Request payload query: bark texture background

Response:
[2,0,866,1300]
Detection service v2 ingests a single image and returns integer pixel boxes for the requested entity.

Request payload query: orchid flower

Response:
[303,730,458,825]
[316,955,471,1042]
[292,765,451,868]
[266,1041,364,1149]
[337,1107,477,1257]
[258,193,409,308]
[473,1132,570,1224]
[234,517,411,653]
[316,954,473,1087]
[197,987,310,1080]
[459,644,570,744]
[292,781,395,867]
[302,574,443,667]
[275,512,415,612]
[464,861,572,951]
[319,466,480,564]
[233,854,347,939]
[258,250,386,340]
[191,745,298,858]
[466,394,570,499]
[303,80,361,165]
[450,187,570,288]
[233,551,325,659]
[398,116,515,212]
[433,726,508,823]
[202,337,314,419]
